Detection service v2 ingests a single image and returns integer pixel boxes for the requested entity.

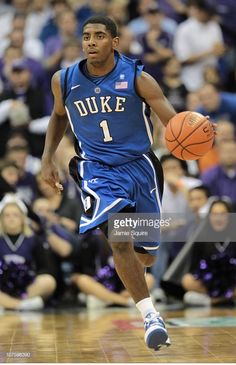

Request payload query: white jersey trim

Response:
[142,103,153,145]
[143,154,162,212]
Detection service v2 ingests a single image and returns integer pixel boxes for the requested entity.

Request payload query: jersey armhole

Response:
[134,61,145,99]
[60,67,69,105]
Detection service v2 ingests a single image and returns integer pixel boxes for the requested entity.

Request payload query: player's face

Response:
[82,24,118,65]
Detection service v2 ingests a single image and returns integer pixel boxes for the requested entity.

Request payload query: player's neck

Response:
[86,54,116,76]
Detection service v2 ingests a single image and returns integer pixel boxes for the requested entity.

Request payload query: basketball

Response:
[165,111,215,160]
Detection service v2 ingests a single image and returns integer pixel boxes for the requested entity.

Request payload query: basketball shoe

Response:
[144,312,171,351]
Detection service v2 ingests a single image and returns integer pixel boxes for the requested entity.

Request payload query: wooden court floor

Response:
[0,306,236,363]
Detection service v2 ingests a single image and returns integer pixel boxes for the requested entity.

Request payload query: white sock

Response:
[136,297,158,320]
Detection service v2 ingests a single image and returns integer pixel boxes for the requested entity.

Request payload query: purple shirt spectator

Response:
[207,0,236,47]
[44,35,63,59]
[138,30,172,80]
[158,0,187,23]
[201,166,236,205]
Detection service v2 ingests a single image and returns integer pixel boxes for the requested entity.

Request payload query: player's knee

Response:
[137,253,156,267]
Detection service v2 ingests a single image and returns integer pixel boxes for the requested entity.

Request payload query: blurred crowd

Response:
[0,0,235,311]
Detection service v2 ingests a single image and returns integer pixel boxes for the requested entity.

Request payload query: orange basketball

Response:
[165,111,215,160]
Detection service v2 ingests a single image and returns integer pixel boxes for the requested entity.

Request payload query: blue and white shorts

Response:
[69,151,163,256]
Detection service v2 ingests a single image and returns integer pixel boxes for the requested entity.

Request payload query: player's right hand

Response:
[41,158,63,194]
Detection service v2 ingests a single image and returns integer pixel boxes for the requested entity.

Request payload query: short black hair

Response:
[160,153,188,173]
[82,16,118,38]
[209,198,233,213]
[187,0,215,15]
[189,185,211,198]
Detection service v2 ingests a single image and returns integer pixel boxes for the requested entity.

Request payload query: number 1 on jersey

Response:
[100,120,113,142]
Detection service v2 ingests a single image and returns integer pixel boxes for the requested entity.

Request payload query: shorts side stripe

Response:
[80,198,123,227]
[142,154,162,212]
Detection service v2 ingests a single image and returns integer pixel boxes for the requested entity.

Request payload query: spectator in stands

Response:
[151,154,201,293]
[161,153,201,216]
[198,119,235,173]
[206,0,236,92]
[0,44,48,99]
[203,65,222,88]
[0,195,56,310]
[188,185,211,221]
[128,0,177,37]
[36,170,82,233]
[158,0,188,23]
[128,0,154,36]
[160,56,188,112]
[138,3,174,80]
[201,140,236,206]
[40,0,72,44]
[0,160,20,200]
[0,0,30,42]
[0,59,49,157]
[215,120,236,142]
[6,131,41,175]
[174,0,225,91]
[206,0,236,49]
[32,197,75,260]
[59,38,82,69]
[117,25,142,59]
[75,0,108,31]
[0,45,23,88]
[43,9,79,72]
[197,83,236,124]
[24,0,51,40]
[0,19,44,61]
[186,91,201,111]
[107,0,129,27]
[182,199,236,306]
[32,197,77,300]
[5,144,38,205]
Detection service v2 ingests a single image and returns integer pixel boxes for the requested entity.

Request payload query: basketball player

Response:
[41,16,176,350]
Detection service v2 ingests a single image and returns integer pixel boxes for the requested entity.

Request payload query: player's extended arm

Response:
[136,71,176,127]
[41,71,69,193]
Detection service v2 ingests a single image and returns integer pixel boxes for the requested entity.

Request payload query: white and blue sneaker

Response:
[144,312,171,351]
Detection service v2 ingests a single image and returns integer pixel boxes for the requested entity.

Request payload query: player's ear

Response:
[112,37,119,49]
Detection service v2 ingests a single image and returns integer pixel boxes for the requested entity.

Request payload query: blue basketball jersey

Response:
[60,52,153,166]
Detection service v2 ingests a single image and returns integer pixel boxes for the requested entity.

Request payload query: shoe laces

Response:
[144,312,165,330]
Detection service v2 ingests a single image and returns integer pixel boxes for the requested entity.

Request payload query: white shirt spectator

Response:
[25,7,51,40]
[174,17,223,91]
[0,37,44,61]
[162,176,201,214]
